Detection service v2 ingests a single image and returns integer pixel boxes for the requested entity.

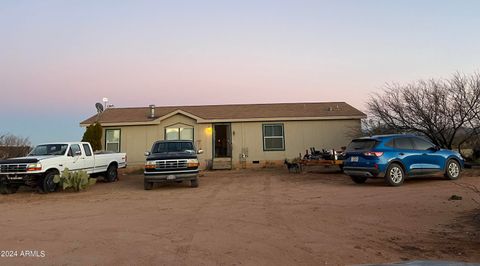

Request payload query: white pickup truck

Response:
[0,142,127,194]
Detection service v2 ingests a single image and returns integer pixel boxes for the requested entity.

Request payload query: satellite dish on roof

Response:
[95,102,104,113]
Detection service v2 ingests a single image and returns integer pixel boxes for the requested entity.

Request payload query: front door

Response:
[213,123,232,158]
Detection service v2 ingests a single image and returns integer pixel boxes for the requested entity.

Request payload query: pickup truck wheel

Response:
[144,181,153,190]
[350,176,367,184]
[41,171,58,193]
[105,164,118,182]
[384,163,405,187]
[190,179,199,188]
[445,159,461,180]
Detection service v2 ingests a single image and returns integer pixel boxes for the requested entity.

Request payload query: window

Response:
[68,144,82,157]
[346,139,378,151]
[385,139,395,148]
[263,124,285,151]
[394,137,414,150]
[152,141,195,153]
[105,129,121,152]
[30,144,68,156]
[165,127,194,140]
[82,144,92,156]
[412,137,435,150]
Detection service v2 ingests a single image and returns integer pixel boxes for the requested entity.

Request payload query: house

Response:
[80,102,366,169]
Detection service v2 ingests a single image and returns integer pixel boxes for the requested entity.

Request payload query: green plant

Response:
[81,122,103,151]
[53,168,96,192]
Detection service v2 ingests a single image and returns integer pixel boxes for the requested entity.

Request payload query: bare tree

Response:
[368,73,480,150]
[346,118,399,139]
[0,134,32,159]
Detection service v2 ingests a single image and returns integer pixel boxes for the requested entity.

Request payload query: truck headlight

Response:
[187,159,199,168]
[27,163,42,171]
[145,161,156,169]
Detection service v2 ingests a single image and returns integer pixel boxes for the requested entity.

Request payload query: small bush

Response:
[53,168,96,192]
[81,122,103,151]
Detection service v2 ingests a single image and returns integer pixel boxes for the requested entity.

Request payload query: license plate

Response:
[7,176,23,180]
[350,156,359,162]
[167,175,176,180]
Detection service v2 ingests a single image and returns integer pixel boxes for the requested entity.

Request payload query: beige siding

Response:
[102,117,360,169]
[103,114,213,166]
[194,123,213,168]
[229,119,359,168]
[101,125,159,164]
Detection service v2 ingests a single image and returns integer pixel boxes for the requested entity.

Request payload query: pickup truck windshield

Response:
[152,142,194,154]
[30,144,69,156]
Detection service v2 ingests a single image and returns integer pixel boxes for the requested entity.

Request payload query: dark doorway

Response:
[214,124,232,158]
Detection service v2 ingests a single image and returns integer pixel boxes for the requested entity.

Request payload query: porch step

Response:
[212,158,232,170]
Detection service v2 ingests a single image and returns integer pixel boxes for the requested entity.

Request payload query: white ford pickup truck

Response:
[0,142,127,194]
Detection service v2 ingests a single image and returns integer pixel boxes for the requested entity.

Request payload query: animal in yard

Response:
[284,159,301,173]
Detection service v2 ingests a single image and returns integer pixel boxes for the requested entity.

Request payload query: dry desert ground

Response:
[0,167,479,265]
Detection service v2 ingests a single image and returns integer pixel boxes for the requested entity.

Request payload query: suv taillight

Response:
[363,152,384,157]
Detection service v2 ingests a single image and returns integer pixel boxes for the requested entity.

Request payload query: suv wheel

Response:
[144,181,153,190]
[384,163,405,186]
[445,159,461,180]
[350,176,367,184]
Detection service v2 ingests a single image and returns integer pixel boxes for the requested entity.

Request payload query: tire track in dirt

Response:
[262,175,320,265]
[171,174,234,265]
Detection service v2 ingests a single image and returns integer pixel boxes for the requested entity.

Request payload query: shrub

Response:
[81,122,103,151]
[53,168,96,192]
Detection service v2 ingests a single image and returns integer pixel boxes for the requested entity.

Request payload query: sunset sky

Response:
[1,0,480,144]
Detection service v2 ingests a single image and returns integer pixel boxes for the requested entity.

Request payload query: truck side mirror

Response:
[197,149,204,154]
[75,151,82,156]
[144,151,151,156]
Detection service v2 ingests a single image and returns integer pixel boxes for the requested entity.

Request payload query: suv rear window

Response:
[346,139,378,151]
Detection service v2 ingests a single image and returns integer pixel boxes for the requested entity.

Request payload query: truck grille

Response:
[155,160,187,170]
[0,164,28,173]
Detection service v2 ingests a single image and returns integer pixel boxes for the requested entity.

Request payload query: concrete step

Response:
[212,158,232,170]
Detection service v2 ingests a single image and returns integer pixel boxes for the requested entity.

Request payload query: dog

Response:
[284,159,301,173]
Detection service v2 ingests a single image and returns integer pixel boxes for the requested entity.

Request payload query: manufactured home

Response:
[80,102,365,169]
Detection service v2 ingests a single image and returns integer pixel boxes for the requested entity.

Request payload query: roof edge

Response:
[81,115,366,127]
[153,109,205,122]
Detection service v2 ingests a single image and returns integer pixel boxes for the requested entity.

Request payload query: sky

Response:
[1,0,480,144]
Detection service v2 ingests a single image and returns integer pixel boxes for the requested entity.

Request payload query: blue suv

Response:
[343,134,464,186]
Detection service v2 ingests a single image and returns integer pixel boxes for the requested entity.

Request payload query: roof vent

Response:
[149,105,155,118]
[328,105,341,111]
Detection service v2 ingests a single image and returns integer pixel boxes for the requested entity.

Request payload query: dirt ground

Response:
[0,167,479,265]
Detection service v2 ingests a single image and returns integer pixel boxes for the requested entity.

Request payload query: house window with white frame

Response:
[263,124,285,151]
[165,127,194,141]
[105,129,121,152]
